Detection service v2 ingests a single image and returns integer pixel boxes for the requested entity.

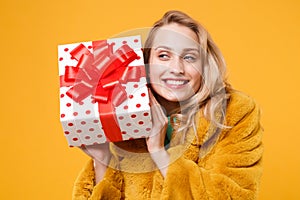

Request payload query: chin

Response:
[155,88,193,102]
[164,94,190,102]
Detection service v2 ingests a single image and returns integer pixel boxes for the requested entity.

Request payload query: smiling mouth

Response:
[163,79,189,88]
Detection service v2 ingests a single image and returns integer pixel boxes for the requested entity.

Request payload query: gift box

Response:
[58,35,152,147]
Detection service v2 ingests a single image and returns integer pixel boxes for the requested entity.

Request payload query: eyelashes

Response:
[183,55,197,62]
[158,52,170,60]
[157,51,199,63]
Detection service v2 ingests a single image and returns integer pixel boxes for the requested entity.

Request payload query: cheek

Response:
[148,65,165,94]
[188,64,202,90]
[148,66,162,92]
[148,55,156,79]
[148,57,164,81]
[149,65,158,80]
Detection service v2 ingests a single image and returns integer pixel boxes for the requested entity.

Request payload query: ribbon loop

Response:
[64,66,79,82]
[70,44,91,60]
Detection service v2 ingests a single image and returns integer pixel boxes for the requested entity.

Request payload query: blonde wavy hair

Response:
[143,10,232,137]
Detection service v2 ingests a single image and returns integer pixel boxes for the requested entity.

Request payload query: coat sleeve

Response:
[72,159,123,200]
[151,93,264,200]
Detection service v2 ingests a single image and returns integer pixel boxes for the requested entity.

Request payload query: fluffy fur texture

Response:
[72,91,263,200]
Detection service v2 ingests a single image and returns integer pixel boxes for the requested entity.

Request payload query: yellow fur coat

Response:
[72,91,263,199]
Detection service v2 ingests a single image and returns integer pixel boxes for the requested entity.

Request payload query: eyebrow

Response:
[154,46,172,51]
[154,46,199,52]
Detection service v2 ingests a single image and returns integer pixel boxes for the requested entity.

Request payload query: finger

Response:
[148,91,167,125]
[148,92,164,117]
[149,105,168,139]
[148,90,159,106]
[151,103,164,124]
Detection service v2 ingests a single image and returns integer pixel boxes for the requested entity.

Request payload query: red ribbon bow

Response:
[60,40,145,142]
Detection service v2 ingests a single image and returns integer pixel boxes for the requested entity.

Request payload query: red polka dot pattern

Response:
[59,36,152,146]
[143,112,149,116]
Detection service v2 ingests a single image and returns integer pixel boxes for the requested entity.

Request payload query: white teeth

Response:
[165,80,186,85]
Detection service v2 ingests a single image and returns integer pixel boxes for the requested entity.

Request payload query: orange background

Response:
[1,0,299,199]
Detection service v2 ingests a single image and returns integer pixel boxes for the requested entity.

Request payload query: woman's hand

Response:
[146,90,168,153]
[146,91,170,177]
[80,143,111,184]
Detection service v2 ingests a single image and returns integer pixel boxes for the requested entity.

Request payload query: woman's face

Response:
[149,23,202,102]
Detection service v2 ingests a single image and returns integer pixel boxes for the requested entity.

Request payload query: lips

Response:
[163,78,189,89]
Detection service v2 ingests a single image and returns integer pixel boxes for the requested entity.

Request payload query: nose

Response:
[169,55,184,74]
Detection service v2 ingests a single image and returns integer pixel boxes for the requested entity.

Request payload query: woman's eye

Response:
[183,55,196,62]
[158,53,170,60]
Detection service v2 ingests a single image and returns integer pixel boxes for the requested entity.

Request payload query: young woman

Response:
[72,10,263,200]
